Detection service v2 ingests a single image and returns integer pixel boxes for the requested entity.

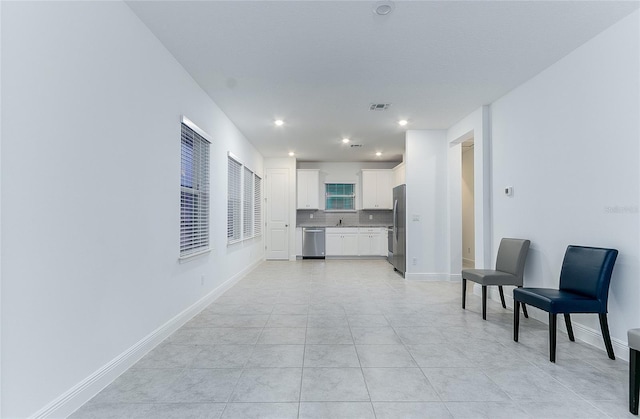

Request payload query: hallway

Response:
[72,260,629,418]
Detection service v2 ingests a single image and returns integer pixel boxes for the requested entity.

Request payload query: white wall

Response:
[490,10,639,354]
[1,2,264,417]
[405,130,449,279]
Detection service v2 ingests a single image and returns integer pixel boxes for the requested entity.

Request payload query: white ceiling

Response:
[126,0,638,162]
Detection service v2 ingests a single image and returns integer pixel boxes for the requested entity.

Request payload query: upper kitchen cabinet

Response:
[361,169,392,209]
[392,162,405,187]
[297,169,320,209]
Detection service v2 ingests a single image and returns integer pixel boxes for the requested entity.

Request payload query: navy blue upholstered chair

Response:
[513,245,618,363]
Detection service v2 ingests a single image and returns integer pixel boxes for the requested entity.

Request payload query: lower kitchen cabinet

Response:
[358,229,382,256]
[326,227,387,257]
[326,228,359,256]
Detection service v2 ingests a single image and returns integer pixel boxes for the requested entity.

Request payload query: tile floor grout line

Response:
[345,305,377,416]
[297,289,310,418]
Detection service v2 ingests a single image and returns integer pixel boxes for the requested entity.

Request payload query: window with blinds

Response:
[227,154,262,244]
[180,119,210,257]
[325,183,355,210]
[254,175,262,236]
[243,166,254,238]
[227,156,242,243]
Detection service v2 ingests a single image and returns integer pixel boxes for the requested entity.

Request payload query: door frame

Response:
[448,106,492,279]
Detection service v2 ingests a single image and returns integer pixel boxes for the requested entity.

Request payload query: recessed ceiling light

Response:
[342,138,350,143]
[288,151,295,156]
[274,119,284,126]
[373,1,395,16]
[376,152,382,157]
[398,120,408,126]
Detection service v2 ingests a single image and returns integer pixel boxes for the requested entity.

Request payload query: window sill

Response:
[178,248,211,263]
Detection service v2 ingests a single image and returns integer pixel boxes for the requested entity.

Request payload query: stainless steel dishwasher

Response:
[302,227,325,259]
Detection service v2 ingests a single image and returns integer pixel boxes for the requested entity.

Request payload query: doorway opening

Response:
[461,138,475,269]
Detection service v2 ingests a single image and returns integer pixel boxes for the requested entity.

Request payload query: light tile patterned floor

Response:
[71,260,633,418]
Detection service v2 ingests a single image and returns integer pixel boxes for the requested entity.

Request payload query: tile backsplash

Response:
[297,210,392,227]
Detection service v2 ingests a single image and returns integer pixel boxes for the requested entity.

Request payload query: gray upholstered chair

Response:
[630,328,640,415]
[462,238,531,320]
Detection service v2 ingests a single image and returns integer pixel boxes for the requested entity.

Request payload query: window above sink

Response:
[325,183,355,211]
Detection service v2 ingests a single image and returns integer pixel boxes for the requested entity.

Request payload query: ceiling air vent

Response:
[350,144,363,148]
[369,103,391,111]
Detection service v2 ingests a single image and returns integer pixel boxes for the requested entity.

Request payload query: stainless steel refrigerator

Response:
[392,184,406,276]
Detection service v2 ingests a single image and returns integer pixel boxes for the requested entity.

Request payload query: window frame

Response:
[325,182,356,211]
[227,154,242,244]
[242,166,254,238]
[179,116,212,260]
[227,152,262,244]
[254,174,263,237]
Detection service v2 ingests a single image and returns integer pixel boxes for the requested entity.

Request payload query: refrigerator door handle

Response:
[393,199,398,241]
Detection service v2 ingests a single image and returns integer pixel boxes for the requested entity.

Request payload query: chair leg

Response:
[462,278,466,309]
[631,348,640,415]
[514,300,520,342]
[564,313,575,342]
[482,285,487,320]
[599,313,615,360]
[516,287,529,318]
[550,313,557,363]
[498,286,506,308]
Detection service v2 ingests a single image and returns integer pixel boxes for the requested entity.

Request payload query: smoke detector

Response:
[373,1,395,16]
[369,103,391,111]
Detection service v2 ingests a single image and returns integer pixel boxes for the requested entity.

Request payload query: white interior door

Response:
[266,168,290,260]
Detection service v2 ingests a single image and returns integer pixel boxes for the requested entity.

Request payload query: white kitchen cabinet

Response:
[297,170,320,209]
[326,227,358,256]
[392,162,405,187]
[361,170,393,209]
[358,227,386,256]
[343,234,359,255]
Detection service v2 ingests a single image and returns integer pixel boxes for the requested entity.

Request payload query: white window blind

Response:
[180,121,210,257]
[227,154,263,244]
[243,166,254,238]
[325,183,355,210]
[228,157,242,243]
[254,175,262,236]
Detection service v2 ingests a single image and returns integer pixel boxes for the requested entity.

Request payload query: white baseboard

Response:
[481,287,630,362]
[403,272,460,282]
[462,257,475,265]
[33,259,263,419]
[405,272,451,281]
